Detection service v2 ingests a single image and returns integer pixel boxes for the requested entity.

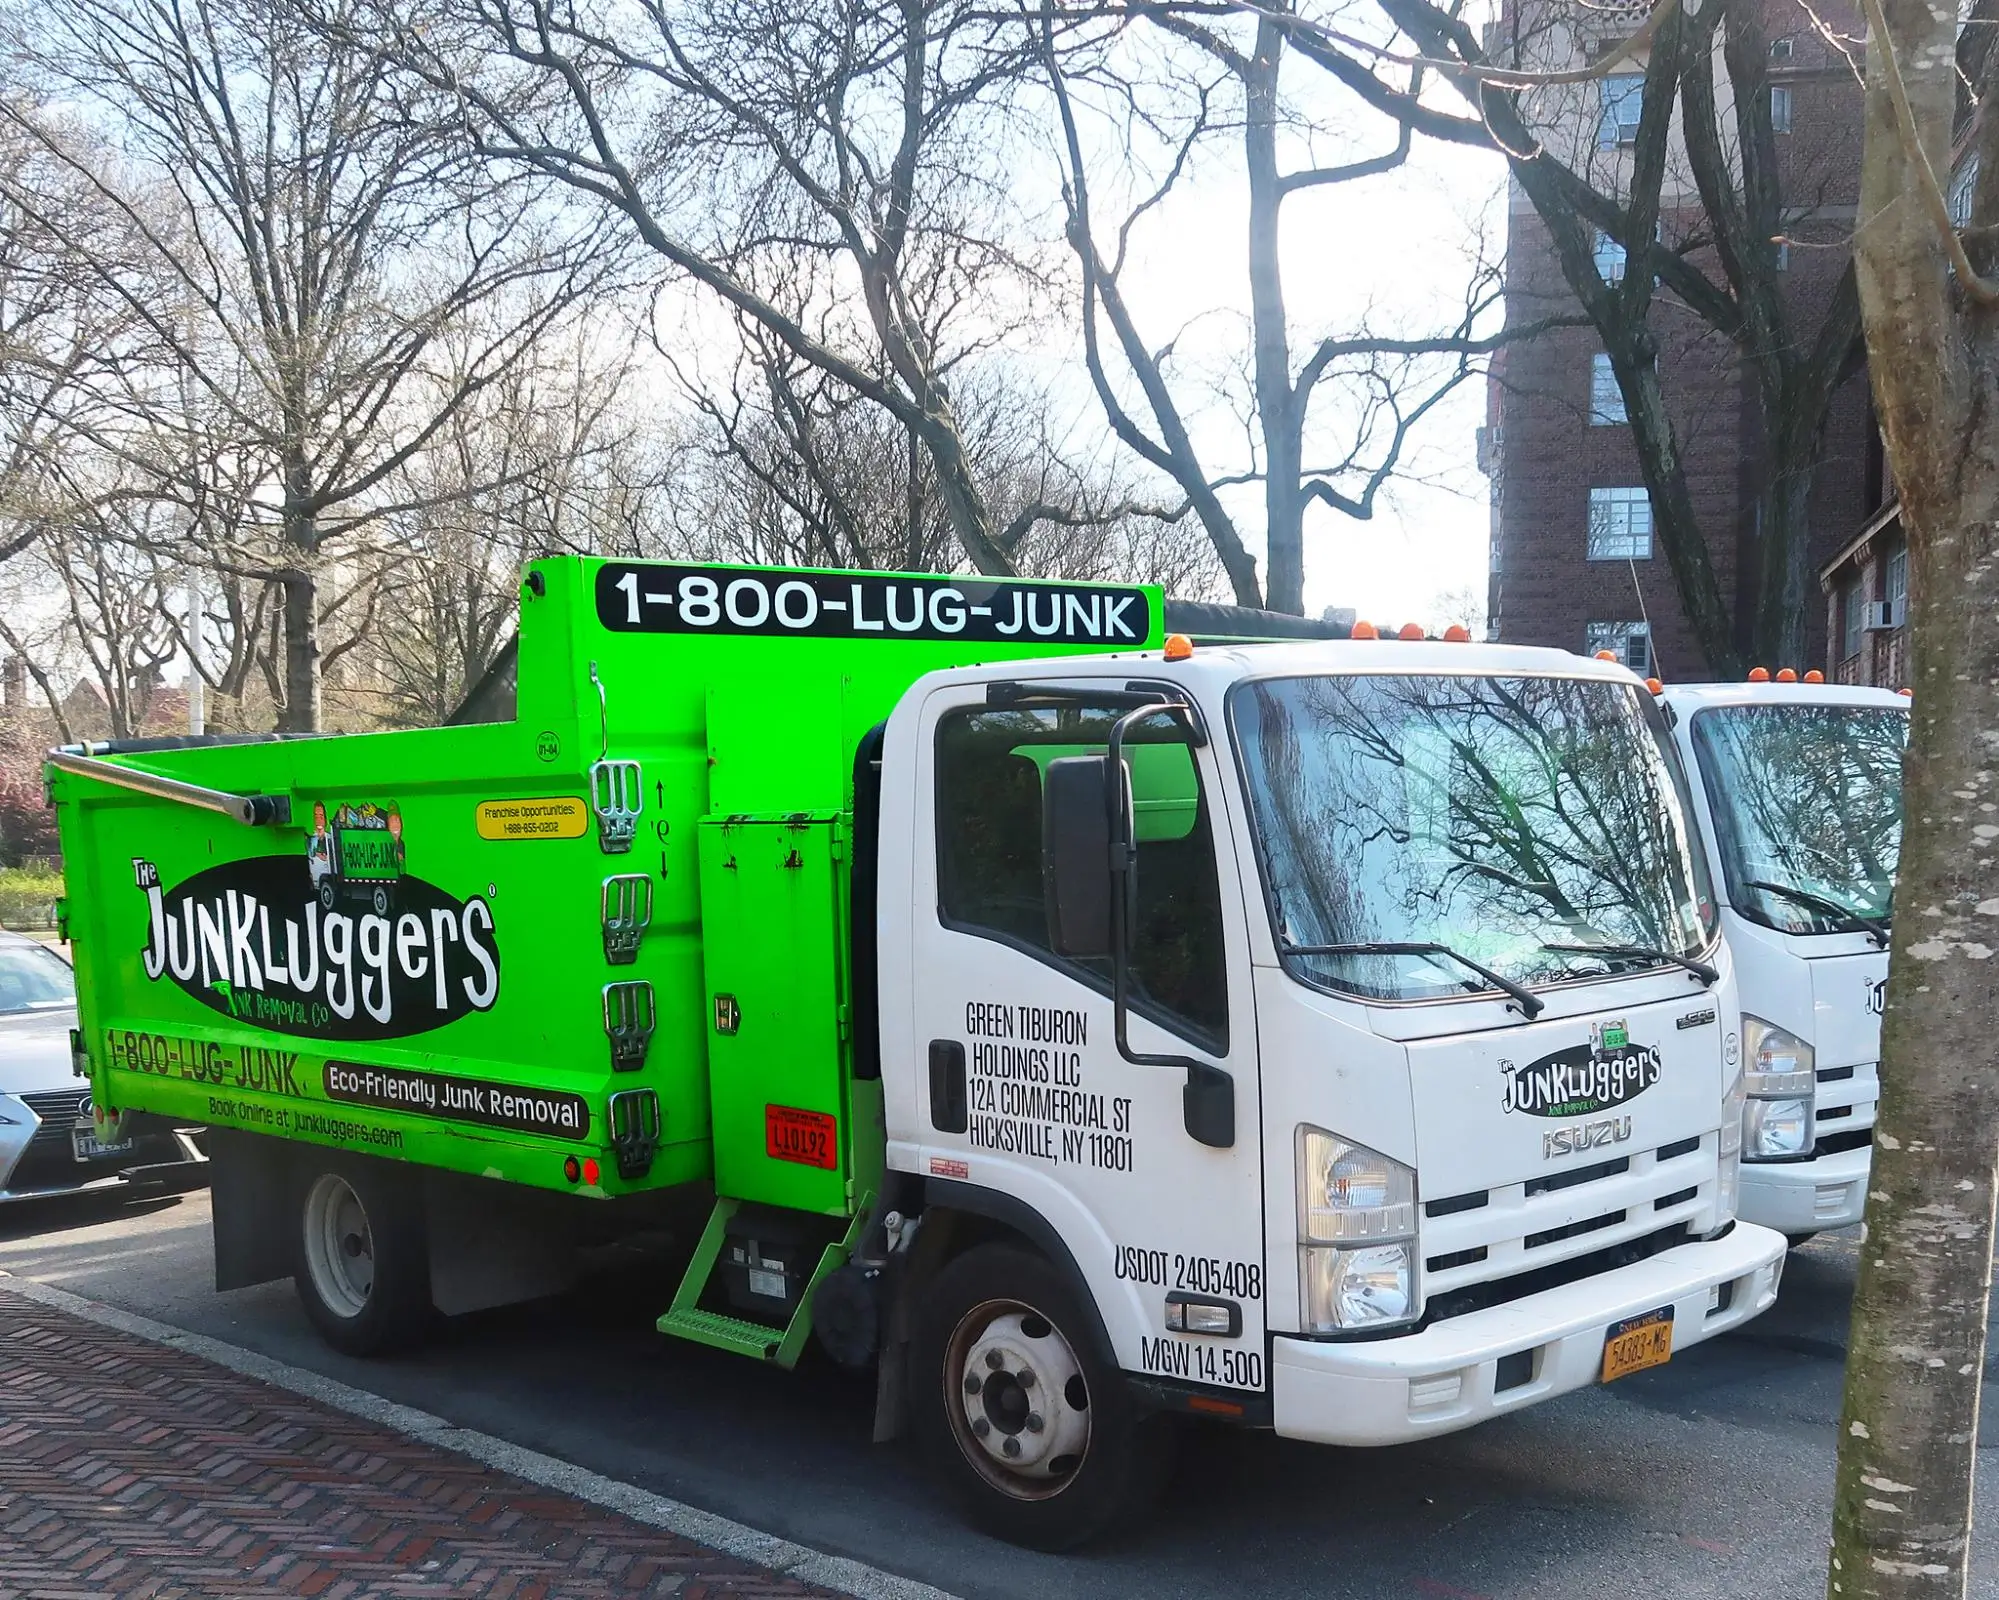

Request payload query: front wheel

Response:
[291,1163,430,1356]
[911,1243,1172,1549]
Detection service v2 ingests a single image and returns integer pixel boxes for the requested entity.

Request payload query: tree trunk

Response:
[1245,19,1305,615]
[1829,0,1999,1589]
[1749,447,1816,670]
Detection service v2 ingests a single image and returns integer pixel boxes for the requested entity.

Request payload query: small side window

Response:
[935,703,1229,1048]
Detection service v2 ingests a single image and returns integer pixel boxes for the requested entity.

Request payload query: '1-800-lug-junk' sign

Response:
[133,856,500,1041]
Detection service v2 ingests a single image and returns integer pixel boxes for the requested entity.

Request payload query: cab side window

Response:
[935,703,1229,1049]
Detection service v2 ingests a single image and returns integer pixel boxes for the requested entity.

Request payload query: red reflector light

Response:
[1187,1395,1245,1416]
[562,1156,581,1184]
[582,1157,601,1186]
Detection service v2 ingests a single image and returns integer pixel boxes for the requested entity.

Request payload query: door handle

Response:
[928,1040,968,1133]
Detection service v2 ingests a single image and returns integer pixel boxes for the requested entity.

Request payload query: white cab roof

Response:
[1657,681,1909,713]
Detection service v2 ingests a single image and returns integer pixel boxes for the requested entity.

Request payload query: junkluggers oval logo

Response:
[134,855,499,1041]
[1502,1042,1662,1117]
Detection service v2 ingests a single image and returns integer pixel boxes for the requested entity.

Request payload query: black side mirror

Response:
[1042,755,1114,957]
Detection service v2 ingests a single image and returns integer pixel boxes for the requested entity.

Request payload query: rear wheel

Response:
[911,1244,1171,1550]
[292,1164,430,1356]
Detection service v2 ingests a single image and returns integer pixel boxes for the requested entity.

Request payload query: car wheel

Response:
[911,1243,1172,1550]
[292,1164,429,1356]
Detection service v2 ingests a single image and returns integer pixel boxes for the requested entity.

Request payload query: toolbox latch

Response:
[601,874,653,965]
[602,980,656,1072]
[590,759,643,853]
[608,1088,662,1180]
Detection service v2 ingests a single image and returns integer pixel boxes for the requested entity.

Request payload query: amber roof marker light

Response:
[1163,632,1194,662]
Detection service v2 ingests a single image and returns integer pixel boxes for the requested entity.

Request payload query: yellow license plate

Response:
[1600,1307,1675,1382]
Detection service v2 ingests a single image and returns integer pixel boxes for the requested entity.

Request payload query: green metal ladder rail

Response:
[657,1195,870,1368]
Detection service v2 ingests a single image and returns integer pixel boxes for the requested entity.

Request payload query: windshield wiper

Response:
[1742,879,1890,948]
[1281,940,1545,1020]
[1541,941,1719,986]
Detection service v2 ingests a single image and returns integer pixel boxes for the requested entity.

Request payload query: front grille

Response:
[17,1089,87,1151]
[1815,1128,1873,1158]
[1423,1222,1694,1326]
[1818,1064,1855,1083]
[1817,1103,1853,1121]
[1418,1134,1715,1320]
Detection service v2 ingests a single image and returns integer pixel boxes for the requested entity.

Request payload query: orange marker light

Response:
[1776,667,1799,683]
[1595,650,1618,662]
[1646,677,1665,694]
[1398,623,1425,641]
[1804,670,1825,684]
[1748,666,1771,682]
[1163,632,1194,662]
[1350,620,1379,640]
[1899,687,1913,697]
[1443,624,1471,642]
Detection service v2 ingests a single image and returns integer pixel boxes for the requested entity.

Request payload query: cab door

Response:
[904,679,1268,1398]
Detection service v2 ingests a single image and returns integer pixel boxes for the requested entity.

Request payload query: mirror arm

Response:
[1105,706,1235,1149]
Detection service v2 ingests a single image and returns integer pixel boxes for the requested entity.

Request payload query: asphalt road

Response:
[3,1191,1996,1599]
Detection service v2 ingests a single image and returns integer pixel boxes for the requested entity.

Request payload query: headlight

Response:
[1744,1096,1814,1159]
[1297,1128,1419,1331]
[1743,1016,1815,1097]
[1741,1016,1815,1163]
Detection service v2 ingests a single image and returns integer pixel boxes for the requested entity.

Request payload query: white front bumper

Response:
[1270,1222,1786,1446]
[1739,1144,1871,1235]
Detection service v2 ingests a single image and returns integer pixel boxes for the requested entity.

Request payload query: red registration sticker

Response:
[765,1105,839,1170]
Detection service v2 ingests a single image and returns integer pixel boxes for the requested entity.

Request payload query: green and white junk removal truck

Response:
[48,557,1786,1548]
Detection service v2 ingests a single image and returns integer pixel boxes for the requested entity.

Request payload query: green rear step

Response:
[657,1197,869,1368]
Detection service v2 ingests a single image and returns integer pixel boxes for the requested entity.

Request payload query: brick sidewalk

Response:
[0,1290,845,1599]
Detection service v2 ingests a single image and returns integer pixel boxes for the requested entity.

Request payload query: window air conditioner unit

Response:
[1864,599,1903,631]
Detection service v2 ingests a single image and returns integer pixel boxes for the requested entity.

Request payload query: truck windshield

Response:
[1689,703,1906,936]
[1230,673,1715,1004]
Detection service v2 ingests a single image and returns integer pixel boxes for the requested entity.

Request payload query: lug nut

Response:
[1017,1369,1035,1388]
[1026,1413,1043,1433]
[985,1349,1004,1370]
[972,1417,991,1438]
[964,1375,982,1395]
[1002,1437,1021,1458]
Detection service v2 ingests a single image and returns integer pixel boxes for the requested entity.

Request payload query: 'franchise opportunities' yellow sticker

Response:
[474,797,590,841]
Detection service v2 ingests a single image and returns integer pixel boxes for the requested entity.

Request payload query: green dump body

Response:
[51,557,1164,1222]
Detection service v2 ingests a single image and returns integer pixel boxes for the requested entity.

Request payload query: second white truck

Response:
[1658,679,1907,1242]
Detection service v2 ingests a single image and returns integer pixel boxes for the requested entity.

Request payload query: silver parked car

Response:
[0,931,207,1201]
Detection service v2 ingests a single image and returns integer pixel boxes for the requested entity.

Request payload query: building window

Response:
[1593,229,1628,283]
[1769,35,1795,59]
[1598,74,1645,147]
[1588,487,1653,559]
[1586,621,1652,674]
[1884,542,1908,624]
[1769,84,1793,133]
[1589,354,1626,424]
[1840,579,1866,662]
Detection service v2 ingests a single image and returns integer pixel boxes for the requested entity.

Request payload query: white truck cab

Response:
[878,637,1786,1540]
[1656,680,1907,1242]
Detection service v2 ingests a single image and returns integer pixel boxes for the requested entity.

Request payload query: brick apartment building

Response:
[1482,0,1874,681]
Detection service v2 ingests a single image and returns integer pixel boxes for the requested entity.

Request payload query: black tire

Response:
[290,1160,431,1356]
[318,880,337,910]
[910,1243,1173,1550]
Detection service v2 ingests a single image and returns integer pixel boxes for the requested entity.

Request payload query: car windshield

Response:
[0,942,75,1014]
[1689,702,1906,935]
[1231,673,1715,1003]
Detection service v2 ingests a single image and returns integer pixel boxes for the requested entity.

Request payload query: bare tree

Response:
[0,0,612,730]
[362,0,1088,578]
[1040,9,1570,612]
[1267,0,1865,664]
[1826,0,1999,1591]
